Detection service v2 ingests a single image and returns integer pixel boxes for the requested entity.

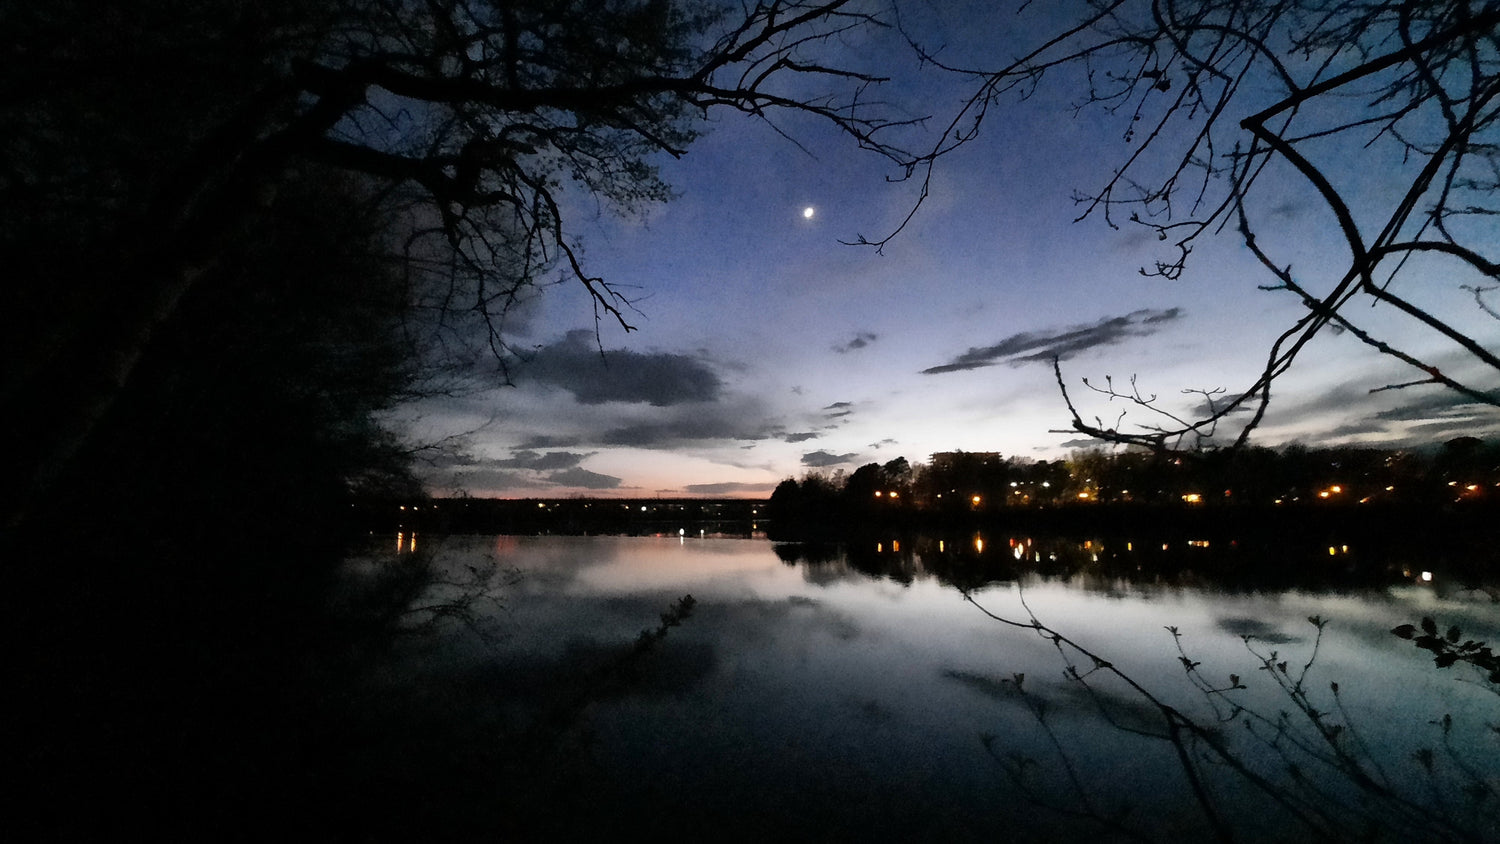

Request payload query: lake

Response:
[348,532,1499,842]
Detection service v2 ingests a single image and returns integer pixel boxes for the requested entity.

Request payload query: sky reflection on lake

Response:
[393,534,1498,842]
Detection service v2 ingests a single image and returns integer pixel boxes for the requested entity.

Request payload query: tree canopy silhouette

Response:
[1,0,917,530]
[0,9,923,829]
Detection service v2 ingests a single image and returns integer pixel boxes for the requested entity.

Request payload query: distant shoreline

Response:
[353,495,1496,541]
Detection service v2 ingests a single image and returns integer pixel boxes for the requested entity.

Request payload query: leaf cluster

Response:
[1393,617,1500,685]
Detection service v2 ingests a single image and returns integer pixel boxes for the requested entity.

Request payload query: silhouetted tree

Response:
[1,0,920,531]
[8,165,433,839]
[768,478,804,523]
[922,451,1016,512]
[843,462,886,502]
[57,168,423,543]
[882,456,914,494]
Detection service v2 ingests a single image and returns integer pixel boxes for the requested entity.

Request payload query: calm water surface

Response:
[366,534,1499,842]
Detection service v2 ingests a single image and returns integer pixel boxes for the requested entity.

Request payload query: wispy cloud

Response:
[418,449,604,493]
[1267,377,1500,446]
[822,401,854,420]
[834,331,878,354]
[1189,395,1255,419]
[1371,390,1497,423]
[516,434,584,449]
[921,308,1184,375]
[599,409,783,448]
[491,450,592,471]
[802,449,857,467]
[544,467,623,489]
[1056,437,1110,449]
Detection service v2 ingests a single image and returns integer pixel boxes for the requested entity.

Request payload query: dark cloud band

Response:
[521,329,722,405]
[802,449,857,467]
[922,308,1183,374]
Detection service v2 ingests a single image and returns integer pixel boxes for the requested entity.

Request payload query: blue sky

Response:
[402,2,1499,498]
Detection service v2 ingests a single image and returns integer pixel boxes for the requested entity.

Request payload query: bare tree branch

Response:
[934,1,1500,450]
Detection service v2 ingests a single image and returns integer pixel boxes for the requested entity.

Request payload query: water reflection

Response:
[770,531,1490,597]
[378,534,1496,841]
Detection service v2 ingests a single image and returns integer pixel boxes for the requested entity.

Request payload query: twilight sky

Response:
[402,2,1499,499]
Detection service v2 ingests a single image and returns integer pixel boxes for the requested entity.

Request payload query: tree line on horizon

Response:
[770,437,1498,523]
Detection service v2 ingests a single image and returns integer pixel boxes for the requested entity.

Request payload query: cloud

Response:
[600,410,783,448]
[417,449,603,493]
[785,432,820,443]
[1262,379,1371,424]
[1269,200,1306,219]
[601,421,720,447]
[436,467,530,491]
[544,467,623,489]
[1269,378,1500,447]
[1406,417,1498,439]
[594,401,786,452]
[1188,395,1255,419]
[822,401,854,420]
[1056,437,1110,449]
[921,308,1184,375]
[518,329,722,406]
[834,331,878,354]
[802,449,857,467]
[516,433,584,449]
[1371,390,1497,422]
[1322,420,1390,439]
[684,481,779,495]
[494,389,794,453]
[492,450,591,471]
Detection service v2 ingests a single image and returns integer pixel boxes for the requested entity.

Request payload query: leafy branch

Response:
[964,591,1496,841]
[1393,617,1500,690]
